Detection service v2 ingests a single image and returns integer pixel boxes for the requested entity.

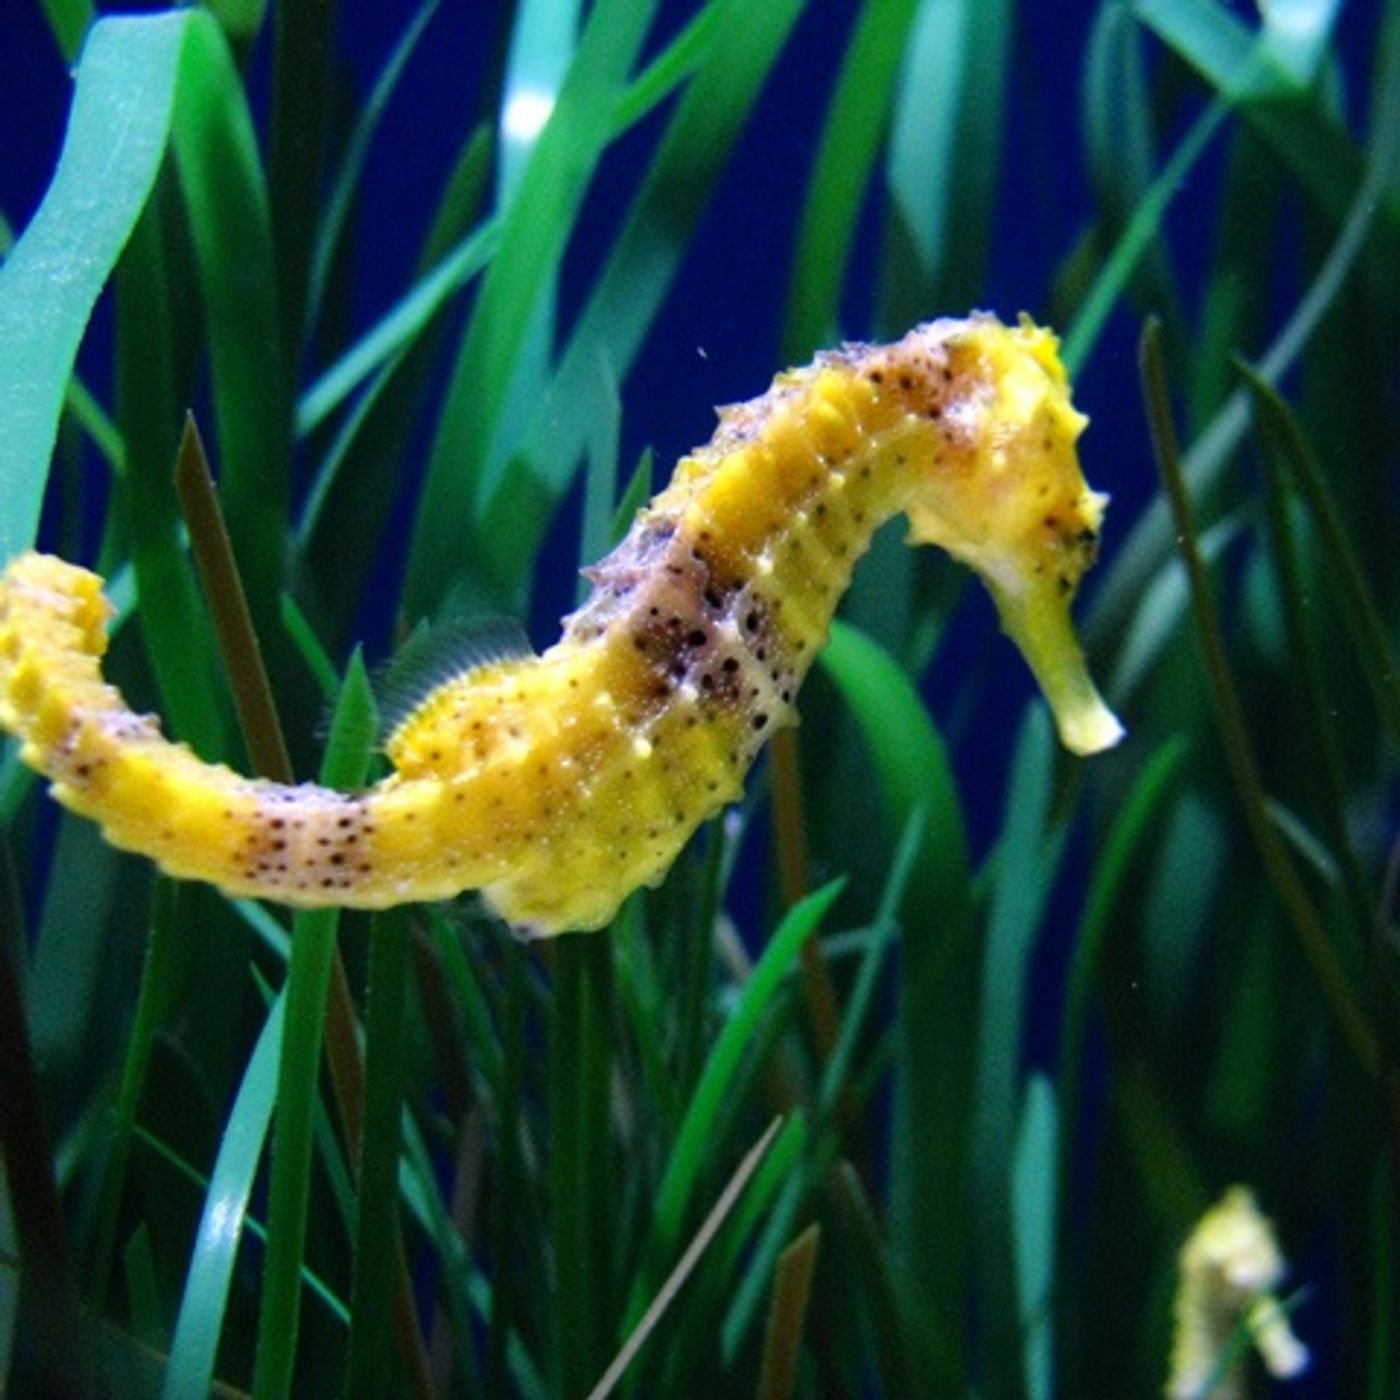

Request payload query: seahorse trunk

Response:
[0,314,1121,934]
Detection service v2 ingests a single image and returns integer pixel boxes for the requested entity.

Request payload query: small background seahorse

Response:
[0,314,1122,936]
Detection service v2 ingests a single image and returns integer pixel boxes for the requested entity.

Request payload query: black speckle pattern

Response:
[243,787,373,893]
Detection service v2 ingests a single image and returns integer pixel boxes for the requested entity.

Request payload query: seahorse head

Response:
[895,314,1124,755]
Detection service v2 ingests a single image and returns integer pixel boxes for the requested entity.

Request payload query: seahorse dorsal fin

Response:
[375,615,535,742]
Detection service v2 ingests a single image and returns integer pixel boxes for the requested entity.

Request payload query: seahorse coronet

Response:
[0,313,1123,934]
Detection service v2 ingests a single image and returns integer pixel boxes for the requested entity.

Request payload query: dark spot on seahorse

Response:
[752,713,769,731]
[1058,575,1072,596]
[686,628,706,648]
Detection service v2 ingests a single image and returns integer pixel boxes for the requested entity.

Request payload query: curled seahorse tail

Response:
[0,552,416,908]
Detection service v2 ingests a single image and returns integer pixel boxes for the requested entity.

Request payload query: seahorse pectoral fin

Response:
[984,567,1123,755]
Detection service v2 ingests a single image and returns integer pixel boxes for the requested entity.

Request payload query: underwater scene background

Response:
[0,0,1396,1395]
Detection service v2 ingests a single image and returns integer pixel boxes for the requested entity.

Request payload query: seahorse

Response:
[0,314,1123,936]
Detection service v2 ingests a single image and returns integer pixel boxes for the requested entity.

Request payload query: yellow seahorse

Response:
[0,314,1123,935]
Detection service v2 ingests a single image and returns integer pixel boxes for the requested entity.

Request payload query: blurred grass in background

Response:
[0,0,1397,1395]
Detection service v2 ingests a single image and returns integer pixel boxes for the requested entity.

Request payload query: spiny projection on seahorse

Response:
[0,314,1124,936]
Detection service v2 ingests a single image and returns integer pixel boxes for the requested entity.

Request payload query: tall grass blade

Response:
[1056,735,1188,1197]
[1012,1074,1058,1400]
[116,198,228,756]
[39,0,92,63]
[818,620,972,1358]
[972,706,1066,1397]
[489,0,807,589]
[1138,318,1376,1072]
[268,0,335,348]
[175,416,293,782]
[1062,99,1230,377]
[344,907,416,1399]
[0,838,86,1393]
[880,0,1013,330]
[550,935,614,1397]
[0,11,191,562]
[756,1222,821,1400]
[714,1114,810,1362]
[1238,364,1400,745]
[170,13,291,641]
[592,1117,784,1400]
[164,990,287,1400]
[305,0,443,337]
[297,218,500,440]
[404,0,659,616]
[91,879,186,1299]
[629,880,844,1325]
[784,0,919,359]
[1092,0,1400,644]
[251,656,376,1400]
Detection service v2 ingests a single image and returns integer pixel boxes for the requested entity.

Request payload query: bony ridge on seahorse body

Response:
[0,314,1124,936]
